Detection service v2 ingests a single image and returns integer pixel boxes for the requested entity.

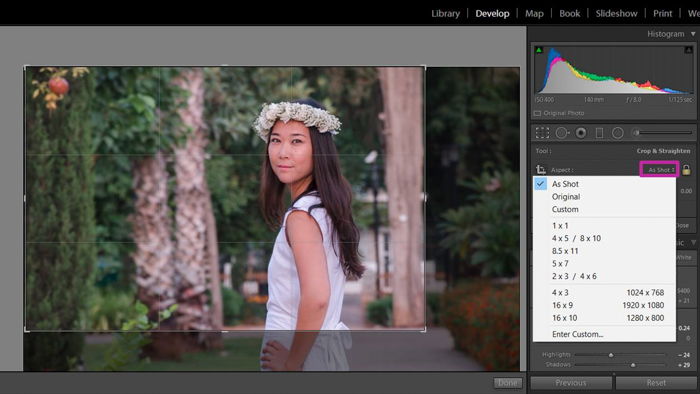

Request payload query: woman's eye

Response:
[292,139,302,144]
[271,138,280,143]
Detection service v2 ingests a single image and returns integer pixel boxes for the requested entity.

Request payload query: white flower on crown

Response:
[253,101,342,141]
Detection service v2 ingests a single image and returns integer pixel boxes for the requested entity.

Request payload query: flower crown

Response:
[253,101,342,142]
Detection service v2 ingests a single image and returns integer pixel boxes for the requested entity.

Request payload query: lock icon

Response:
[682,164,691,176]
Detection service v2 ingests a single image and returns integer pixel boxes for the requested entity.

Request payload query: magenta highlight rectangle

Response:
[639,160,680,177]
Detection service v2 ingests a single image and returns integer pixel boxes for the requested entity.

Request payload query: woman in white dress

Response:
[253,99,365,371]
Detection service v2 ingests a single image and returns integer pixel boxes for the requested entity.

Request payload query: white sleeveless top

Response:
[260,192,352,371]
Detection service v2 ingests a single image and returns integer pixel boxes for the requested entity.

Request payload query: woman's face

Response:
[268,120,313,186]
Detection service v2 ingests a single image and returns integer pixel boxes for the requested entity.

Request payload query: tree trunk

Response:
[130,152,177,319]
[204,184,224,330]
[173,68,223,349]
[378,67,425,327]
[130,152,189,361]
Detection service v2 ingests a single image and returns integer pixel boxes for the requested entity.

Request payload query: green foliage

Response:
[439,169,519,277]
[92,67,187,155]
[366,294,444,326]
[366,296,393,326]
[93,254,132,290]
[426,68,519,169]
[100,331,150,372]
[204,147,272,259]
[228,258,247,292]
[242,302,267,323]
[426,292,443,325]
[100,302,178,371]
[351,196,388,231]
[82,288,138,330]
[425,68,520,281]
[221,287,245,325]
[24,67,96,371]
[24,332,85,371]
[93,155,134,246]
[82,337,263,371]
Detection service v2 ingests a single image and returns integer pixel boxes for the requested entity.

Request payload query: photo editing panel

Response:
[529,26,699,392]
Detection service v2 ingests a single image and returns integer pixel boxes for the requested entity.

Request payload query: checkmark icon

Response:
[534,177,547,190]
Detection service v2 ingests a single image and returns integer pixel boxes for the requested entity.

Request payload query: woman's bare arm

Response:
[282,210,330,370]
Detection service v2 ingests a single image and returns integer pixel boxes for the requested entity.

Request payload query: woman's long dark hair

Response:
[259,98,365,280]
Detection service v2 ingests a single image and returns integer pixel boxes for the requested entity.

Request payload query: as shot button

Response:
[639,160,680,177]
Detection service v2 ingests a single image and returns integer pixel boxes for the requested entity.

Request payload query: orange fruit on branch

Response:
[48,77,69,96]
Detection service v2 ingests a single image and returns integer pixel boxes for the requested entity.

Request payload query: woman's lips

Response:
[277,165,293,170]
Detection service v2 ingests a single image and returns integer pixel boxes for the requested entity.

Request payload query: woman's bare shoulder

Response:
[285,209,324,245]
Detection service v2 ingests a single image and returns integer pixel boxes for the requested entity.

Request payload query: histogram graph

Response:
[535,46,694,95]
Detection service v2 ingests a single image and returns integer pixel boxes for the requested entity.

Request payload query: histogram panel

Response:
[535,46,694,95]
